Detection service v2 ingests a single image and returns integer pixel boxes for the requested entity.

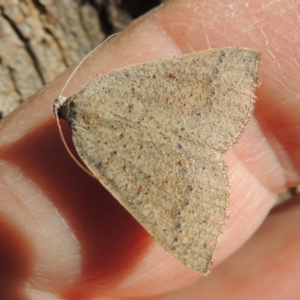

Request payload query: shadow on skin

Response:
[0,119,153,298]
[0,216,32,300]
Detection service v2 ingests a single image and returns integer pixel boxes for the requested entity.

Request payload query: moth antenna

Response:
[54,33,119,178]
[54,106,97,178]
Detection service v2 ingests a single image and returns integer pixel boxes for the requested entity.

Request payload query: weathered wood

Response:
[0,0,103,118]
[0,0,160,118]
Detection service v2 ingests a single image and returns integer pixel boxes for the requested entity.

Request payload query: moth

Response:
[54,48,260,274]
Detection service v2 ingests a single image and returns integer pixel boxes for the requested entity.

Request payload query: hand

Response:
[0,0,299,299]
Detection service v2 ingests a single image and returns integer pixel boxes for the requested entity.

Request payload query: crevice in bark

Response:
[0,6,46,85]
[118,0,161,19]
[43,27,69,67]
[88,0,114,35]
[32,0,48,15]
[7,66,22,98]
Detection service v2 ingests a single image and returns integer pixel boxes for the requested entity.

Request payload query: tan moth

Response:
[54,48,260,274]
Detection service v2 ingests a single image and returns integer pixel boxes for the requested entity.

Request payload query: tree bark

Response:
[0,0,160,119]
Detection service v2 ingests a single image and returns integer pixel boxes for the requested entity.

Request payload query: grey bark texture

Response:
[0,0,161,119]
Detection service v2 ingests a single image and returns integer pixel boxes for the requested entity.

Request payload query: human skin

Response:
[0,0,300,299]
